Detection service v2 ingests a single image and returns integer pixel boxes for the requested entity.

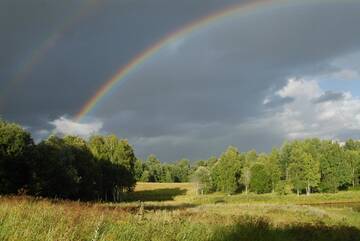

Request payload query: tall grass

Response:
[1,183,360,241]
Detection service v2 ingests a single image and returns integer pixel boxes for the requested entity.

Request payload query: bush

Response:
[275,180,293,195]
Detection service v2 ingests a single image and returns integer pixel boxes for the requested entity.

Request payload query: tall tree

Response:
[32,136,80,199]
[344,150,360,188]
[0,120,34,194]
[250,163,272,194]
[134,159,144,181]
[212,146,242,194]
[267,148,281,193]
[240,150,257,194]
[145,154,162,182]
[289,141,320,195]
[192,166,212,194]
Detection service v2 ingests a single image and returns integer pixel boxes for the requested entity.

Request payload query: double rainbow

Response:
[74,0,332,121]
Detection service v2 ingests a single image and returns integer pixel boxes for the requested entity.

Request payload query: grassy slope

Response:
[0,183,360,241]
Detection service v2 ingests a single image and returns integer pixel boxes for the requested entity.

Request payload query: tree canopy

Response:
[1,118,360,200]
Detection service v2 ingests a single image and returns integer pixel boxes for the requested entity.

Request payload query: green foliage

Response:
[0,120,34,194]
[1,117,360,199]
[174,159,191,182]
[144,154,162,182]
[31,136,82,199]
[192,166,213,194]
[0,119,137,201]
[134,159,144,181]
[133,156,191,183]
[212,146,242,194]
[239,150,257,194]
[288,141,320,195]
[275,180,293,195]
[344,150,360,187]
[140,170,150,182]
[267,148,282,192]
[250,163,272,194]
[319,141,352,193]
[88,135,136,174]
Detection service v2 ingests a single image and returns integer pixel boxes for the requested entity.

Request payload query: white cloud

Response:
[276,78,321,99]
[261,78,360,140]
[50,116,103,138]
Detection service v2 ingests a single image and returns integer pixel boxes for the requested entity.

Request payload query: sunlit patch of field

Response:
[134,182,196,192]
[124,182,197,202]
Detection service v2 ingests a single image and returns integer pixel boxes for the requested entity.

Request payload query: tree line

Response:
[134,155,191,183]
[1,118,360,200]
[191,139,360,195]
[0,119,136,201]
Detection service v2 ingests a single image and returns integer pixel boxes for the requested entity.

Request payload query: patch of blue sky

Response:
[318,51,360,96]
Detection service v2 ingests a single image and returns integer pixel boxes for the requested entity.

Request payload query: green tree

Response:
[250,163,272,194]
[289,142,320,195]
[240,150,257,194]
[173,159,190,182]
[31,136,80,199]
[0,120,34,194]
[267,148,281,193]
[319,141,351,192]
[134,159,144,181]
[192,166,212,194]
[212,146,242,194]
[280,142,292,181]
[88,135,136,199]
[343,140,360,188]
[145,154,162,182]
[88,135,136,174]
[140,170,150,182]
[62,136,100,200]
[344,150,360,188]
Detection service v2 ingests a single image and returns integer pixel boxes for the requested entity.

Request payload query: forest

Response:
[1,118,360,201]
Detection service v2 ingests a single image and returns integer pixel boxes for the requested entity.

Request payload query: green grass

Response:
[0,183,360,241]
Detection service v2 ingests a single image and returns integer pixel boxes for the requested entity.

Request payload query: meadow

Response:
[1,182,360,241]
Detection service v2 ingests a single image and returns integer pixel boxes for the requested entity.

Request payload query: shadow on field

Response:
[97,202,197,213]
[143,203,197,211]
[124,188,187,202]
[211,218,360,241]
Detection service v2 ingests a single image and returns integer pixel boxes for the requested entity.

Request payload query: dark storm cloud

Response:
[0,0,246,125]
[93,0,360,160]
[312,91,346,104]
[2,0,360,160]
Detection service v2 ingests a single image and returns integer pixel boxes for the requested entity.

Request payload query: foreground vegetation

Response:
[1,183,360,241]
[2,119,360,240]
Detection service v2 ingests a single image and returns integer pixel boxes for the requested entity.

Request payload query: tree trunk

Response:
[297,189,300,196]
[306,182,310,196]
[353,168,356,188]
[245,185,248,195]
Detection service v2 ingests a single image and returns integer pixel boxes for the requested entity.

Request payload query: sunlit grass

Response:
[1,183,360,240]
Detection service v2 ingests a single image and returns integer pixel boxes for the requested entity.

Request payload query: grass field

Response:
[1,182,360,241]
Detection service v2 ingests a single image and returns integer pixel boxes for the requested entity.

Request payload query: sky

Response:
[1,0,360,161]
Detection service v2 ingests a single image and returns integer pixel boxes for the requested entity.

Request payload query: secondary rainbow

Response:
[1,0,101,100]
[0,0,103,112]
[76,0,323,121]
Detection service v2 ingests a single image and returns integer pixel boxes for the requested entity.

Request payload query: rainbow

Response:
[0,0,101,110]
[75,0,331,121]
[14,0,102,84]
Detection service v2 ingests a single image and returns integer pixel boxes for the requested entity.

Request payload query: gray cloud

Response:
[1,0,360,161]
[312,91,346,104]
